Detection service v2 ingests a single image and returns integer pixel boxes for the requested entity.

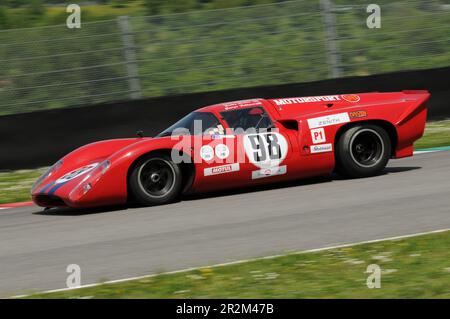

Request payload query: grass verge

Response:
[1,120,449,205]
[0,168,46,204]
[26,230,450,298]
[414,120,450,149]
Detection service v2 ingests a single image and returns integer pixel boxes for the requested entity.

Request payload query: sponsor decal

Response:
[243,132,288,169]
[211,134,235,139]
[224,105,239,111]
[341,94,361,103]
[204,163,240,176]
[307,112,350,129]
[223,99,261,110]
[273,95,341,106]
[310,143,333,154]
[215,144,230,159]
[55,163,98,184]
[311,128,326,144]
[252,165,287,179]
[200,145,214,161]
[349,110,368,118]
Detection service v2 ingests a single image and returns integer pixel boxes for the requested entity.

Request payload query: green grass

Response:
[0,120,449,205]
[0,168,46,204]
[415,120,450,149]
[26,230,450,298]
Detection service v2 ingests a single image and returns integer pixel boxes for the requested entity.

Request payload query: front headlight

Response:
[68,160,110,201]
[31,160,63,193]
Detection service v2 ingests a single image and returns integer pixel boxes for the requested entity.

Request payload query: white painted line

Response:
[10,227,449,298]
[413,147,450,155]
[413,150,439,155]
[0,208,9,210]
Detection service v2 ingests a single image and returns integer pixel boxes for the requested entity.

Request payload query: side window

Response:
[157,112,223,137]
[220,107,274,132]
[195,112,224,136]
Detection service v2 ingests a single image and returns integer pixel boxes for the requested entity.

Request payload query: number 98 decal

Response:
[243,132,288,168]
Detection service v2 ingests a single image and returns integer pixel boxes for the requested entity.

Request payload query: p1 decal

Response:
[311,128,326,144]
[204,163,240,176]
[349,110,368,119]
[243,132,288,169]
[310,143,333,154]
[55,163,98,184]
[252,165,287,179]
[341,94,361,103]
[307,112,350,129]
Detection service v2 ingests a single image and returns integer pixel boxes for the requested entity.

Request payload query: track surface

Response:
[1,151,449,297]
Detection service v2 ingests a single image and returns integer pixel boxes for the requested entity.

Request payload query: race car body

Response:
[32,90,430,209]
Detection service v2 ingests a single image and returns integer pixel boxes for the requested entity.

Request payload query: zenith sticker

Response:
[349,110,368,118]
[307,112,350,129]
[252,165,287,179]
[310,143,333,154]
[204,163,240,176]
[310,128,326,144]
[341,94,361,103]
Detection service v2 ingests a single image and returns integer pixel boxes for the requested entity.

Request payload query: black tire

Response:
[129,153,182,206]
[335,124,391,178]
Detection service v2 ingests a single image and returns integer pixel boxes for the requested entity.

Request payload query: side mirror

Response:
[136,130,144,138]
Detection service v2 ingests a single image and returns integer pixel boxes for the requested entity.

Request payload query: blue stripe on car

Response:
[39,183,54,193]
[47,182,68,195]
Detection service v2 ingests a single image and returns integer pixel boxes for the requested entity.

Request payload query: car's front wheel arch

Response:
[127,149,195,205]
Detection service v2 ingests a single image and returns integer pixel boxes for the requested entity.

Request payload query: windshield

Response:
[220,106,274,132]
[157,112,223,137]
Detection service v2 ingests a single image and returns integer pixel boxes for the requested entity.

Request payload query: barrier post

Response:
[118,15,142,100]
[320,0,342,78]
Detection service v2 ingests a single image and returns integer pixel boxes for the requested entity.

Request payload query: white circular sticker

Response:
[200,145,214,161]
[243,132,288,169]
[55,163,98,184]
[215,144,230,160]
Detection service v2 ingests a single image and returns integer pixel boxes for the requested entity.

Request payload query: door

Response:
[192,106,300,192]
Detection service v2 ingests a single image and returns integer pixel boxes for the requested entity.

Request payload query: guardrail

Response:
[0,0,449,115]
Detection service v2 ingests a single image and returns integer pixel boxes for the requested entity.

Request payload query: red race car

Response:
[32,91,429,209]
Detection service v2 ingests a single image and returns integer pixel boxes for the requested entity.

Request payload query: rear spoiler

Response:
[397,91,430,125]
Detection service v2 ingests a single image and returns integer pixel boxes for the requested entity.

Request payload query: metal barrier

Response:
[0,0,448,115]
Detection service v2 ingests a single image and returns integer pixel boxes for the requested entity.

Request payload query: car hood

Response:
[32,137,151,192]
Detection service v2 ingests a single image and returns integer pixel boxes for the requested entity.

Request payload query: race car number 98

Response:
[243,132,288,168]
[247,133,281,162]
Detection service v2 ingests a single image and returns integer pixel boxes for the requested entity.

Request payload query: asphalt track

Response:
[1,151,449,297]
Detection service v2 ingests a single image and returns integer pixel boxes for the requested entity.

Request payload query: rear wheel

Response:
[335,124,391,178]
[129,154,182,206]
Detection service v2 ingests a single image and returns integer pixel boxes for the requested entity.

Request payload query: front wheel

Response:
[335,124,391,178]
[129,154,182,206]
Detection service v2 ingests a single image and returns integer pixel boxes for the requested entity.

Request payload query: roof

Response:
[197,98,265,113]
